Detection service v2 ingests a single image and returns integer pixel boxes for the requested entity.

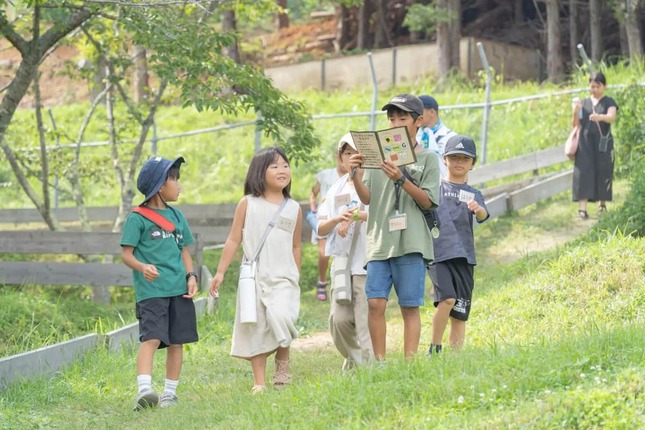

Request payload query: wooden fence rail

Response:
[0,202,314,246]
[0,231,204,288]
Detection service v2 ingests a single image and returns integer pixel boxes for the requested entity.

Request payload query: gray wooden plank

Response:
[0,334,101,389]
[0,202,308,225]
[507,170,573,212]
[105,322,139,353]
[0,231,123,254]
[485,193,509,219]
[469,145,568,185]
[0,262,132,286]
[1,202,310,225]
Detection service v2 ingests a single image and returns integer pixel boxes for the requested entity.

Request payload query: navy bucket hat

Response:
[136,156,185,204]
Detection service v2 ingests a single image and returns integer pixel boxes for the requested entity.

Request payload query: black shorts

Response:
[427,258,474,321]
[136,296,198,348]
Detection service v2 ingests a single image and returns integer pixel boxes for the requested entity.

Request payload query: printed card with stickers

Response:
[350,126,417,168]
[458,189,475,203]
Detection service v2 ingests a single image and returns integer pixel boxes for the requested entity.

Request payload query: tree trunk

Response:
[374,0,393,48]
[133,46,149,103]
[221,9,241,63]
[569,0,578,65]
[622,0,643,61]
[589,0,602,63]
[619,22,630,57]
[336,4,351,52]
[448,0,461,72]
[546,0,564,82]
[275,0,289,30]
[513,0,525,24]
[357,1,372,50]
[437,0,451,82]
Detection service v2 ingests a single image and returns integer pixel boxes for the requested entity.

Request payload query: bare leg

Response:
[250,353,269,387]
[578,198,587,212]
[432,298,456,345]
[368,298,387,360]
[275,346,289,361]
[400,306,421,358]
[318,238,329,284]
[449,318,466,350]
[165,344,183,380]
[137,339,161,375]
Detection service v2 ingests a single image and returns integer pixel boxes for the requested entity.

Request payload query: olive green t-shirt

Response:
[120,207,195,302]
[363,150,440,263]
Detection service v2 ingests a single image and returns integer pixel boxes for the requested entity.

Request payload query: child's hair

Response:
[386,106,420,121]
[244,147,291,198]
[589,71,606,86]
[167,165,181,181]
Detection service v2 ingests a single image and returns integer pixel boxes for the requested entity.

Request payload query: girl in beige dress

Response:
[210,147,302,394]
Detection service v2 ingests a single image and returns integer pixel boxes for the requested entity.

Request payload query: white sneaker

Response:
[159,391,178,408]
[133,388,159,411]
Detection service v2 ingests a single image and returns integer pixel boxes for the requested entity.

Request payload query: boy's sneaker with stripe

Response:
[160,391,179,408]
[133,388,159,411]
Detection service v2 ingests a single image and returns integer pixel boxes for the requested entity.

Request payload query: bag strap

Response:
[400,167,436,208]
[133,206,176,232]
[247,198,288,263]
[591,101,607,137]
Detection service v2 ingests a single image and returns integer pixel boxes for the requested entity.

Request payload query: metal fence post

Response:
[367,52,378,131]
[577,44,594,74]
[477,42,492,166]
[321,58,326,91]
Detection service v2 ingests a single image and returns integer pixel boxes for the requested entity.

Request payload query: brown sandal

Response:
[272,359,291,388]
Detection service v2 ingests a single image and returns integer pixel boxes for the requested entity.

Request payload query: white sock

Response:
[164,379,179,395]
[137,374,153,393]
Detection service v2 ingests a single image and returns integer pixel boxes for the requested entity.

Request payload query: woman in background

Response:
[572,71,619,220]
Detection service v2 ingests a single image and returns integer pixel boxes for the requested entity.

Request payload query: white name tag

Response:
[276,216,295,232]
[335,193,351,208]
[459,190,475,203]
[388,213,407,232]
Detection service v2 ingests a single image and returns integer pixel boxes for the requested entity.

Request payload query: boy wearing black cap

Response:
[350,94,440,361]
[121,156,199,410]
[427,135,489,355]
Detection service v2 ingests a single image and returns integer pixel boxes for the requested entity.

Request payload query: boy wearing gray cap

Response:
[350,94,440,362]
[427,135,489,355]
[121,156,199,410]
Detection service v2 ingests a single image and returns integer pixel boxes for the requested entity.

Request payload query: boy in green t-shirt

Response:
[350,94,440,362]
[121,156,199,410]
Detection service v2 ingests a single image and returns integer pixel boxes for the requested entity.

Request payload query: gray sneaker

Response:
[133,389,159,411]
[159,391,178,408]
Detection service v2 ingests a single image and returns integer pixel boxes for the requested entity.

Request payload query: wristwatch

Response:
[186,271,198,282]
[393,176,406,187]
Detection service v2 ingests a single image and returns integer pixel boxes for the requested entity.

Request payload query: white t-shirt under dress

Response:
[231,196,301,359]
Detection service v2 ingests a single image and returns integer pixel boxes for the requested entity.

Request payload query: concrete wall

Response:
[264,38,542,93]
